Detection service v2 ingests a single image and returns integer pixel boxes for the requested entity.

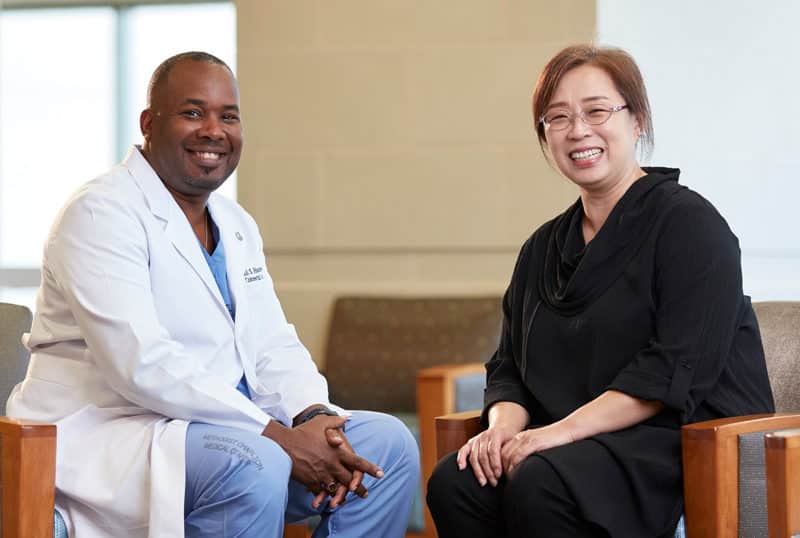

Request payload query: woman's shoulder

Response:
[664,183,734,236]
[654,181,740,258]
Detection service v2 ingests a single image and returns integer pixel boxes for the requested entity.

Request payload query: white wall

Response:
[597,0,800,300]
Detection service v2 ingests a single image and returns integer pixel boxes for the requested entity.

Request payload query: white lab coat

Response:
[7,147,331,538]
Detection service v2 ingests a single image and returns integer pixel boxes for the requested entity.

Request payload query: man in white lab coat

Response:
[7,51,419,538]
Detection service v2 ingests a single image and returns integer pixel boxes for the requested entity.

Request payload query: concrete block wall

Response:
[236,0,595,367]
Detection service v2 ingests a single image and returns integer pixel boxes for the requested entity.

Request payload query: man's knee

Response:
[354,412,420,475]
[186,425,293,515]
[385,414,420,472]
[236,437,293,510]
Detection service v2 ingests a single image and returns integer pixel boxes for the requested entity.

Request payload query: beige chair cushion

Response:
[324,296,501,412]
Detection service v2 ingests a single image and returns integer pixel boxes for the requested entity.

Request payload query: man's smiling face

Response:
[140,59,243,197]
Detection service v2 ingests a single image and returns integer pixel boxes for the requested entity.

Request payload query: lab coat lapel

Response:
[124,147,230,319]
[207,197,246,325]
[164,218,229,317]
[207,196,261,384]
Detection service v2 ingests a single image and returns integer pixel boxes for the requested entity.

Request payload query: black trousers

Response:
[427,451,609,538]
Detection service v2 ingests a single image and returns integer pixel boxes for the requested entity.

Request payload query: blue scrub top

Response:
[200,217,251,399]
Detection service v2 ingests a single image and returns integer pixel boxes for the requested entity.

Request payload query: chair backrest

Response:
[0,302,33,414]
[324,296,502,412]
[753,301,800,413]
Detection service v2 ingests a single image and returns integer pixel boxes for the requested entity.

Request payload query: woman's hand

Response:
[500,422,574,474]
[456,425,518,487]
[457,401,529,487]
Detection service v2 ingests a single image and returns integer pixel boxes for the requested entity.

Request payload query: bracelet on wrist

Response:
[295,406,338,426]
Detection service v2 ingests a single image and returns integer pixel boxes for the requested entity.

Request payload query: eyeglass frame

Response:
[538,104,629,131]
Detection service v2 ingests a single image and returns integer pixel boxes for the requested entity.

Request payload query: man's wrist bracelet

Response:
[295,406,338,426]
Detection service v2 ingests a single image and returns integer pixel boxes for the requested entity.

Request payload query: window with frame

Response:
[0,1,237,309]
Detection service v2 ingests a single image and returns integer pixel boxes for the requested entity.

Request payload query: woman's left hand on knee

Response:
[501,423,574,474]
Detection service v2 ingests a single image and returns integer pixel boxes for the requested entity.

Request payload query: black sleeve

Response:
[481,235,539,427]
[607,197,743,419]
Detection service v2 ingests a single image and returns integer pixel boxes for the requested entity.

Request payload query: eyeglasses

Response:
[539,104,628,131]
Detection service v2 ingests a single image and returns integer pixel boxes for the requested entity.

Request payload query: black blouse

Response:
[482,167,774,537]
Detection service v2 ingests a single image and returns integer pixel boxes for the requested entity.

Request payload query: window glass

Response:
[0,8,116,267]
[0,2,237,299]
[120,3,237,152]
[0,287,39,312]
[120,2,237,199]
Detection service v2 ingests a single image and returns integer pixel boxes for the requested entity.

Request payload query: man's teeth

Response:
[196,151,221,160]
[570,148,602,160]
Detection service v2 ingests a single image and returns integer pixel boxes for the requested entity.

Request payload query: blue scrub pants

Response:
[184,411,420,538]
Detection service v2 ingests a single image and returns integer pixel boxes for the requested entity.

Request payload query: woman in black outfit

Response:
[426,44,774,538]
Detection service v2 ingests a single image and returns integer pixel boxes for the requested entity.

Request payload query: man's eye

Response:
[181,110,202,119]
[222,114,240,122]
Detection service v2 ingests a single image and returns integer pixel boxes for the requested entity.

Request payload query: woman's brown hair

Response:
[532,44,654,158]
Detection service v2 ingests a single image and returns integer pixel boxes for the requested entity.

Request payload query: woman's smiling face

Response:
[543,64,642,192]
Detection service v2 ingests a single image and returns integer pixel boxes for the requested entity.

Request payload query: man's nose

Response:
[198,115,225,139]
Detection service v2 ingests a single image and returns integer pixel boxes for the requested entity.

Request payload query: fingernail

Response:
[458,463,465,471]
[479,479,486,487]
[376,470,384,478]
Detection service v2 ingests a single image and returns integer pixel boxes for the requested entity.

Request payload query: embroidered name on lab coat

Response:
[243,266,265,283]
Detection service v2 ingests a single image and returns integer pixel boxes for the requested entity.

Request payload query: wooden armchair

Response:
[0,418,57,538]
[765,428,800,537]
[425,301,800,538]
[0,302,58,538]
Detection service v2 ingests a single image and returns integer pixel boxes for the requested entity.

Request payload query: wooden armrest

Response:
[282,522,310,538]
[0,416,57,437]
[416,364,483,535]
[417,362,485,380]
[0,416,57,538]
[417,364,483,460]
[417,362,484,455]
[682,413,800,538]
[417,365,483,462]
[434,409,482,459]
[765,428,800,538]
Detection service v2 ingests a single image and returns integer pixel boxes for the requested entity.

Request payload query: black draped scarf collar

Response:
[538,167,684,315]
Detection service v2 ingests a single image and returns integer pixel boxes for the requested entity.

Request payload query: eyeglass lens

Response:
[543,107,616,131]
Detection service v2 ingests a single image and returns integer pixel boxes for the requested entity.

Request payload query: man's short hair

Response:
[146,51,233,107]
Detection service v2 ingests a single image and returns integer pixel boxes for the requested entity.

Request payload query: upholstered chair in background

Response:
[322,296,501,538]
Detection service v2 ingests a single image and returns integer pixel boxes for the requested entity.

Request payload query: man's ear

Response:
[140,109,153,140]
